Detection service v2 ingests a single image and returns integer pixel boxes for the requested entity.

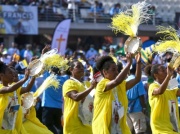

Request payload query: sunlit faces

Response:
[154,65,167,80]
[10,69,19,82]
[157,66,166,74]
[71,61,85,77]
[2,67,14,83]
[103,63,118,80]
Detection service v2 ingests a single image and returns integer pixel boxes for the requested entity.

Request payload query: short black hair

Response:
[144,64,160,79]
[51,67,60,75]
[96,56,115,72]
[0,62,7,74]
[66,59,79,75]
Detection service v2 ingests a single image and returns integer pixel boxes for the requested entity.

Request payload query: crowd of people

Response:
[0,35,180,134]
[0,0,158,23]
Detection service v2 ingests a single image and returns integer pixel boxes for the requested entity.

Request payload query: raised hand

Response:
[135,52,141,64]
[30,56,38,62]
[42,45,51,54]
[24,69,30,80]
[126,53,132,64]
[90,79,97,89]
[167,65,174,77]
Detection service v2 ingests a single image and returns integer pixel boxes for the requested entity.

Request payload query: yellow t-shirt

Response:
[0,84,23,134]
[92,78,131,134]
[63,79,92,134]
[149,83,180,134]
[23,107,53,134]
[0,83,52,134]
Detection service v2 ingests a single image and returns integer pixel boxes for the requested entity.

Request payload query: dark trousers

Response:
[42,107,63,134]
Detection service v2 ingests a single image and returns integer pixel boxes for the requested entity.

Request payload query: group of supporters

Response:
[1,37,180,134]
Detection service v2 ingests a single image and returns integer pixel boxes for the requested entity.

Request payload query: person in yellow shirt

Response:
[146,64,180,134]
[0,62,30,134]
[10,66,53,134]
[92,53,142,134]
[63,59,96,134]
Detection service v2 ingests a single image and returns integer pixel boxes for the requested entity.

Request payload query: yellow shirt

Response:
[23,107,53,134]
[0,84,23,134]
[0,84,52,134]
[149,83,180,134]
[63,79,92,134]
[92,78,131,134]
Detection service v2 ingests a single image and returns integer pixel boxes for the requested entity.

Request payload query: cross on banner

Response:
[51,19,71,55]
[56,34,66,52]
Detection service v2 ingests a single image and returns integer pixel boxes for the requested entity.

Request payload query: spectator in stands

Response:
[0,51,11,65]
[30,0,39,6]
[109,3,122,16]
[67,0,80,22]
[45,1,55,20]
[0,43,7,55]
[89,1,104,17]
[85,44,98,66]
[147,5,156,24]
[109,45,117,63]
[24,44,33,63]
[98,2,104,15]
[7,42,20,57]
[76,37,83,50]
[116,42,127,67]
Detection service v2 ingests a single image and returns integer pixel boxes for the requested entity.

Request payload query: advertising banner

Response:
[0,5,38,35]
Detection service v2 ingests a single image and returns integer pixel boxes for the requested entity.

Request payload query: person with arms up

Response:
[146,64,180,133]
[0,62,32,134]
[92,52,142,134]
[126,61,147,134]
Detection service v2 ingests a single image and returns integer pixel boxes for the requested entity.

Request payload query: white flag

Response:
[51,19,71,55]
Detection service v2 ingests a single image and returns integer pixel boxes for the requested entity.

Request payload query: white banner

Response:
[51,19,71,55]
[0,5,38,35]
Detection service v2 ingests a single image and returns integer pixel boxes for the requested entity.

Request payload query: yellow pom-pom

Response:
[155,26,180,54]
[42,54,69,71]
[110,1,150,37]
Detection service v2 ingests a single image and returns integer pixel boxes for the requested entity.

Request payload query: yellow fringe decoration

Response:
[155,26,180,53]
[155,41,180,53]
[110,1,151,37]
[41,54,69,71]
[33,74,60,98]
[156,26,180,42]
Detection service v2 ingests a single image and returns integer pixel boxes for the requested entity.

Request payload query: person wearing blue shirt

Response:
[41,68,69,134]
[126,62,147,134]
[89,1,104,16]
[109,3,121,16]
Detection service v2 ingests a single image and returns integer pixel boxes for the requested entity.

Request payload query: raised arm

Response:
[0,69,29,94]
[20,76,36,94]
[66,80,96,102]
[104,53,132,92]
[152,66,174,95]
[126,53,142,90]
